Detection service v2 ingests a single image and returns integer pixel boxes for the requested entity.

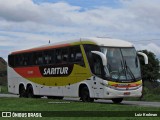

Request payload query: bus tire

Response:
[34,95,42,98]
[112,98,123,104]
[47,96,54,99]
[80,87,94,102]
[19,85,26,98]
[56,96,64,100]
[27,85,35,98]
[47,96,64,99]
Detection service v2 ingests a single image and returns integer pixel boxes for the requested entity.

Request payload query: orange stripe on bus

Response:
[11,43,70,54]
[14,66,42,78]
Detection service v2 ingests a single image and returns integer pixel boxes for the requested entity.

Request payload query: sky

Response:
[0,0,160,61]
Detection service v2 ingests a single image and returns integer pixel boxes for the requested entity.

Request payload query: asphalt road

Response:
[0,94,18,98]
[64,97,160,108]
[0,94,160,107]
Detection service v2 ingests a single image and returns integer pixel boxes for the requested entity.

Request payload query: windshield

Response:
[101,47,141,82]
[83,45,141,82]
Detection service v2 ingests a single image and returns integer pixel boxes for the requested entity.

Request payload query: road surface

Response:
[0,94,160,107]
[64,97,160,108]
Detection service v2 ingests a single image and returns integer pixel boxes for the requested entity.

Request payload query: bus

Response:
[8,37,148,103]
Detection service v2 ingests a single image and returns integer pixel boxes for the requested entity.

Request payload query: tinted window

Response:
[55,48,69,64]
[83,44,100,72]
[61,48,68,63]
[55,49,62,63]
[15,54,23,67]
[69,46,85,67]
[23,53,32,66]
[43,50,54,65]
[8,55,14,67]
[9,45,85,67]
[34,52,43,65]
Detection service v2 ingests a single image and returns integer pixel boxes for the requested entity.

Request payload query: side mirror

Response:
[138,52,148,64]
[91,51,107,66]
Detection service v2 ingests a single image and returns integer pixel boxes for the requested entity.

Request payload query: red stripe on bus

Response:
[111,83,140,88]
[11,43,70,54]
[14,67,42,78]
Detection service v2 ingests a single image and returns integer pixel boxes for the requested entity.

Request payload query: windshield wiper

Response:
[124,60,136,81]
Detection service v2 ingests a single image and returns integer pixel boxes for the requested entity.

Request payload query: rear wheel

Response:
[80,87,94,102]
[112,98,123,104]
[27,85,35,98]
[19,85,26,98]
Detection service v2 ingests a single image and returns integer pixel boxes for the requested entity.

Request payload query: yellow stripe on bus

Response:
[108,80,142,86]
[28,64,92,86]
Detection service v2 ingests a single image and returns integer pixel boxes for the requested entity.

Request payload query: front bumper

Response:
[103,86,142,98]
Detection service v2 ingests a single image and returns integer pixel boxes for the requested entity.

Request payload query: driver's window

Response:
[92,55,102,76]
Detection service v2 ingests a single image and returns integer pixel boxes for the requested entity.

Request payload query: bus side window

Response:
[69,46,85,67]
[8,55,15,67]
[23,53,32,66]
[55,49,62,64]
[43,50,53,65]
[34,52,44,65]
[23,54,27,66]
[61,48,68,63]
[15,54,23,67]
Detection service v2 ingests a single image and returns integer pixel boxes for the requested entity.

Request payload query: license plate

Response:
[124,92,130,95]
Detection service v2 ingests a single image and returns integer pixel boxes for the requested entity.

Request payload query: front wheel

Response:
[80,87,94,102]
[112,98,123,104]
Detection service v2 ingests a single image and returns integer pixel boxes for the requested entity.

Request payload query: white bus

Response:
[8,37,148,103]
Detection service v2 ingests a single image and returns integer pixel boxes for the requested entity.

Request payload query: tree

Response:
[138,50,159,82]
[0,57,7,85]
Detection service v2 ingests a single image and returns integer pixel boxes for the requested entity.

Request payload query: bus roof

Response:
[11,37,134,55]
[81,37,133,47]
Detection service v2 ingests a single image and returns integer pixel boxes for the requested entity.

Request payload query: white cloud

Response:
[121,0,160,31]
[136,43,160,59]
[0,0,44,22]
[0,0,160,60]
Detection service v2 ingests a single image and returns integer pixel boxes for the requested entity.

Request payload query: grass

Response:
[0,85,8,94]
[0,98,159,111]
[125,86,160,102]
[0,98,159,120]
[0,85,160,120]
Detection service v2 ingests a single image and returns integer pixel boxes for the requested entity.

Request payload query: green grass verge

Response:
[0,98,160,111]
[0,85,8,94]
[0,98,159,120]
[125,86,160,102]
